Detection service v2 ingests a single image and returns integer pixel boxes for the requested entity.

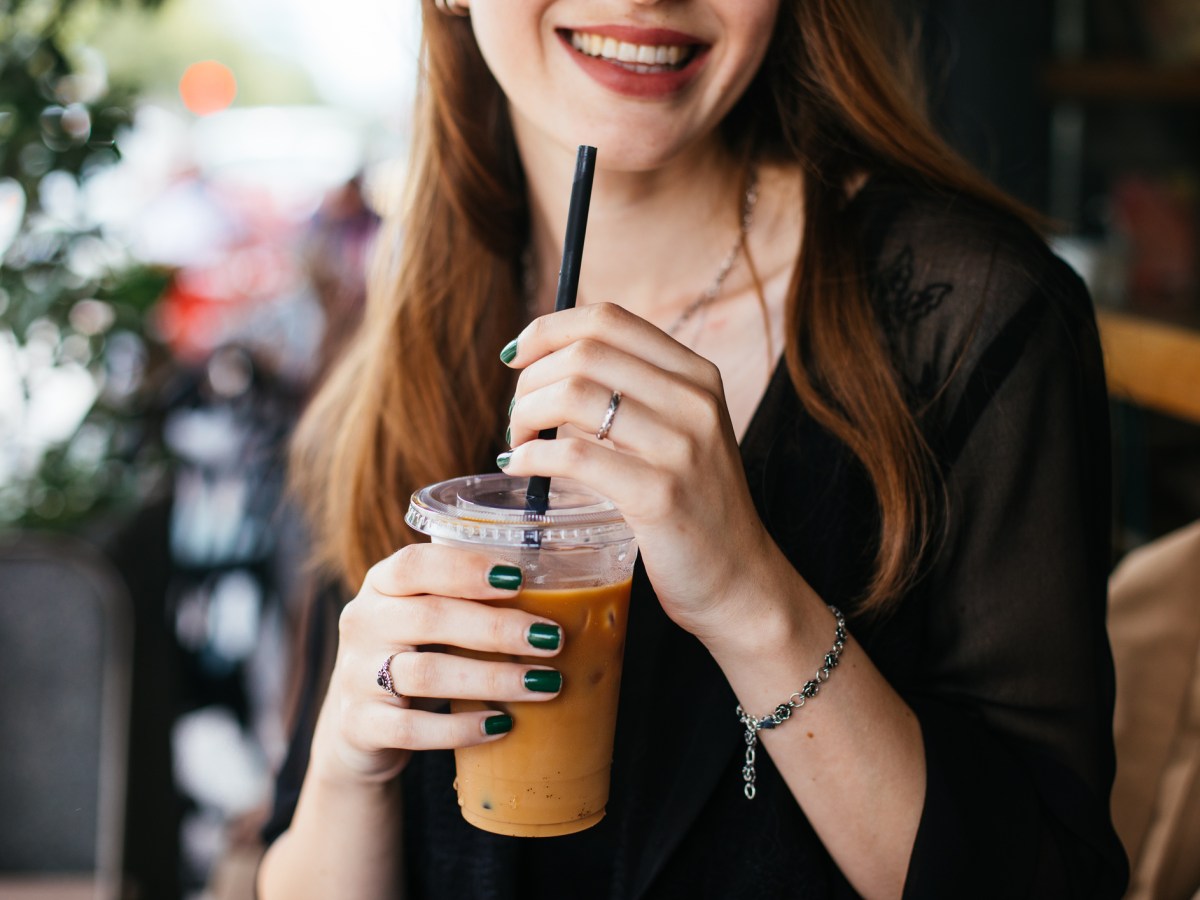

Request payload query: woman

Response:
[258,1,1128,897]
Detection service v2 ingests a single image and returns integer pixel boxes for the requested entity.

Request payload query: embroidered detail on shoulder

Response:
[873,246,954,330]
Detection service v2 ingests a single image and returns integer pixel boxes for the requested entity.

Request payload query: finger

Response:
[364,543,525,601]
[388,649,563,702]
[373,595,563,657]
[512,336,720,424]
[352,704,516,752]
[502,302,721,390]
[498,436,664,522]
[509,375,692,462]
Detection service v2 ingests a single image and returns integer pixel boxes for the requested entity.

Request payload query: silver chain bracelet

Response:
[735,606,847,799]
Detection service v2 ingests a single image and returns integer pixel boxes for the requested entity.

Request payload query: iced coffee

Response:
[406,474,638,837]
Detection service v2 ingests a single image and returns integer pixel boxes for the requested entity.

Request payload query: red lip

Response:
[556,27,711,100]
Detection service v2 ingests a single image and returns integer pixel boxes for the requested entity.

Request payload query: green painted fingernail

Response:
[505,426,512,447]
[484,714,513,736]
[488,564,522,591]
[500,339,518,365]
[507,396,516,416]
[526,623,561,650]
[496,451,513,469]
[524,669,562,693]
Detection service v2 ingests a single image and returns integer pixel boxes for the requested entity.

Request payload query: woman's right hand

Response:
[308,543,564,786]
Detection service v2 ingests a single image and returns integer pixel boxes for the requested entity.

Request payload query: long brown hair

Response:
[291,0,1036,614]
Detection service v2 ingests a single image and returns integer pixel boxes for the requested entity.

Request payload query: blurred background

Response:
[1,1,410,897]
[0,0,1197,898]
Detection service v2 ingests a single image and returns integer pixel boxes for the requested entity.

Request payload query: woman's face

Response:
[461,0,779,171]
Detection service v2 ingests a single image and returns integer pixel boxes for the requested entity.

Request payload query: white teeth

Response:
[569,30,693,68]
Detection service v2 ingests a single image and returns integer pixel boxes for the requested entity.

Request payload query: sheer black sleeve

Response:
[863,193,1128,898]
[261,583,341,847]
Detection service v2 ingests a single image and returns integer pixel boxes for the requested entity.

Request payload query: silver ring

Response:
[595,390,622,441]
[434,0,469,16]
[376,653,403,700]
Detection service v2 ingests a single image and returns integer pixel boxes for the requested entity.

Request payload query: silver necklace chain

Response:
[665,170,759,337]
[520,170,759,333]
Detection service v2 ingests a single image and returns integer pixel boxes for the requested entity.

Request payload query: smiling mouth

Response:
[562,29,701,73]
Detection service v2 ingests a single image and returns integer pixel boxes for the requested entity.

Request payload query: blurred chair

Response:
[1109,519,1200,900]
[1098,309,1200,424]
[0,534,133,900]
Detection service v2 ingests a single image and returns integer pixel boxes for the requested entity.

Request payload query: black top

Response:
[264,178,1129,898]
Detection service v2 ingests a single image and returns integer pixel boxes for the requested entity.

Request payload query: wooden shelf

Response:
[1098,310,1200,423]
[1044,61,1200,103]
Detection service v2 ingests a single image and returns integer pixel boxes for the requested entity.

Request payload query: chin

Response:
[543,118,722,174]
[574,142,677,173]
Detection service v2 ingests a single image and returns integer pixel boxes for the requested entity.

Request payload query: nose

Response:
[624,0,680,15]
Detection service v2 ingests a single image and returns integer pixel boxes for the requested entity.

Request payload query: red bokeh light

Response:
[180,61,237,116]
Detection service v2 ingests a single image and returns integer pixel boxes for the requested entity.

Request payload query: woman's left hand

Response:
[501,302,782,644]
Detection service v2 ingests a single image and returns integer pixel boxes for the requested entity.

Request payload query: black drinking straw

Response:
[524,145,597,517]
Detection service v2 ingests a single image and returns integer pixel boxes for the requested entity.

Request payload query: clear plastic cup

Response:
[405,473,638,837]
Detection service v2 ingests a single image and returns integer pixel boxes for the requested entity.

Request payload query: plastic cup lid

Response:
[405,473,634,548]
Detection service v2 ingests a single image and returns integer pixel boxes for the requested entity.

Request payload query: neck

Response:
[517,135,748,322]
